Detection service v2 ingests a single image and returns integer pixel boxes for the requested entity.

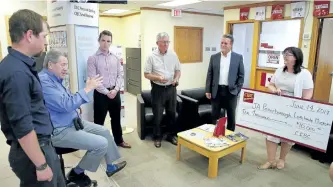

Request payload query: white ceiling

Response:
[99,0,262,16]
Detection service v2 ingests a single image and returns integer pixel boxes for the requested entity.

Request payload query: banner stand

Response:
[112,46,134,135]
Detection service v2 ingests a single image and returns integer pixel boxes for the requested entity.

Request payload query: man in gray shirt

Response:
[144,32,181,148]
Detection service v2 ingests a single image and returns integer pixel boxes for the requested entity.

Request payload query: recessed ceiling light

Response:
[157,0,202,7]
[103,9,129,14]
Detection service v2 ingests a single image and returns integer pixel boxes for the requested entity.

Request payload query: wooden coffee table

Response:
[177,125,247,178]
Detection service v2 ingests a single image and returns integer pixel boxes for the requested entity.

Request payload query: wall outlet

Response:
[303,33,311,40]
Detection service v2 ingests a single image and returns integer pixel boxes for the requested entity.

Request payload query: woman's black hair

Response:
[282,47,303,74]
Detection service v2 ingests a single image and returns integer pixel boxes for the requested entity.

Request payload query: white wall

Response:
[140,10,224,91]
[99,15,141,63]
[99,16,122,46]
[0,0,47,57]
[121,14,141,63]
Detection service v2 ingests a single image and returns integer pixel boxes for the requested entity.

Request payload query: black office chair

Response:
[178,88,225,130]
[137,90,183,140]
[55,147,98,187]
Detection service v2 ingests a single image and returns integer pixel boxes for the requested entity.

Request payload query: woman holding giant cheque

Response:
[258,47,314,170]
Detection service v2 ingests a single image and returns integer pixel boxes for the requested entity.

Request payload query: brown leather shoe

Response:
[154,140,161,148]
[117,142,131,148]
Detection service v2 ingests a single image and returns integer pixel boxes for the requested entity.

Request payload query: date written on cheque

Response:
[288,101,330,115]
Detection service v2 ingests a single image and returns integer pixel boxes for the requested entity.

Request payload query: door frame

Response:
[308,14,333,75]
[226,20,259,89]
[308,14,333,102]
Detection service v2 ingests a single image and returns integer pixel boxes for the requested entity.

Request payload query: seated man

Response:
[39,49,126,185]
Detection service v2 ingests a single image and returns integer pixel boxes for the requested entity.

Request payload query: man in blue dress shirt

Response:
[38,49,126,185]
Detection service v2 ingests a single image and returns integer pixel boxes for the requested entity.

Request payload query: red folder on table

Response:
[213,117,227,137]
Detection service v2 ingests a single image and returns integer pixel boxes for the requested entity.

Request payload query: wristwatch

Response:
[36,162,48,171]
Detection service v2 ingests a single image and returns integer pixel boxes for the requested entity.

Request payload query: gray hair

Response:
[43,49,66,69]
[223,34,234,44]
[156,32,169,42]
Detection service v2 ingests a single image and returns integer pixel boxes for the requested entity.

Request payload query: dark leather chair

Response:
[309,126,333,164]
[137,90,182,140]
[178,88,225,130]
[55,147,97,187]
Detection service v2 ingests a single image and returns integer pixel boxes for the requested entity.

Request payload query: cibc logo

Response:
[243,92,254,103]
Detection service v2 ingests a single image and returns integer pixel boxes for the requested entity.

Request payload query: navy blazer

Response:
[205,51,244,99]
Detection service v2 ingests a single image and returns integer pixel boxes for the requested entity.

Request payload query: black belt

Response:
[107,86,115,91]
[218,85,229,88]
[152,82,173,89]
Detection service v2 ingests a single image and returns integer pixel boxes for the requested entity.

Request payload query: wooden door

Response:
[174,26,203,63]
[313,18,333,102]
[174,27,189,62]
[188,28,202,62]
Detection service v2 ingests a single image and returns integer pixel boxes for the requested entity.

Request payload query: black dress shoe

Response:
[106,161,127,177]
[154,139,161,148]
[166,135,178,145]
[67,169,91,186]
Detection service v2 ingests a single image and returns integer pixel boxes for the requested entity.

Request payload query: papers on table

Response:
[181,125,249,148]
[197,124,215,133]
[204,137,230,148]
[225,132,249,142]
[182,130,206,139]
[203,132,249,148]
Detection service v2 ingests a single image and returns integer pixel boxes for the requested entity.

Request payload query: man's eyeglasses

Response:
[158,41,170,44]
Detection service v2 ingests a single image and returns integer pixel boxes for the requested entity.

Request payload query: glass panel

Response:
[232,23,254,88]
[257,19,301,68]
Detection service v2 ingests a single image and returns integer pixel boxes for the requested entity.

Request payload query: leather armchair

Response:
[309,124,333,163]
[178,88,225,130]
[137,90,182,140]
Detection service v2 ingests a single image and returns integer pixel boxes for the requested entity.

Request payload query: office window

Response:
[257,19,302,68]
[174,26,203,63]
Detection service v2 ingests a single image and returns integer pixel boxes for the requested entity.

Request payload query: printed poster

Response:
[74,25,99,122]
[291,2,306,18]
[240,7,250,21]
[49,31,67,48]
[255,6,266,20]
[49,28,69,90]
[313,0,330,16]
[260,72,274,87]
[271,4,284,20]
[267,51,280,64]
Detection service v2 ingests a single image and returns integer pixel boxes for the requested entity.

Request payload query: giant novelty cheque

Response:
[236,88,333,152]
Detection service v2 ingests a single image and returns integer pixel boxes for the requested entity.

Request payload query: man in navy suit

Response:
[205,34,244,131]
